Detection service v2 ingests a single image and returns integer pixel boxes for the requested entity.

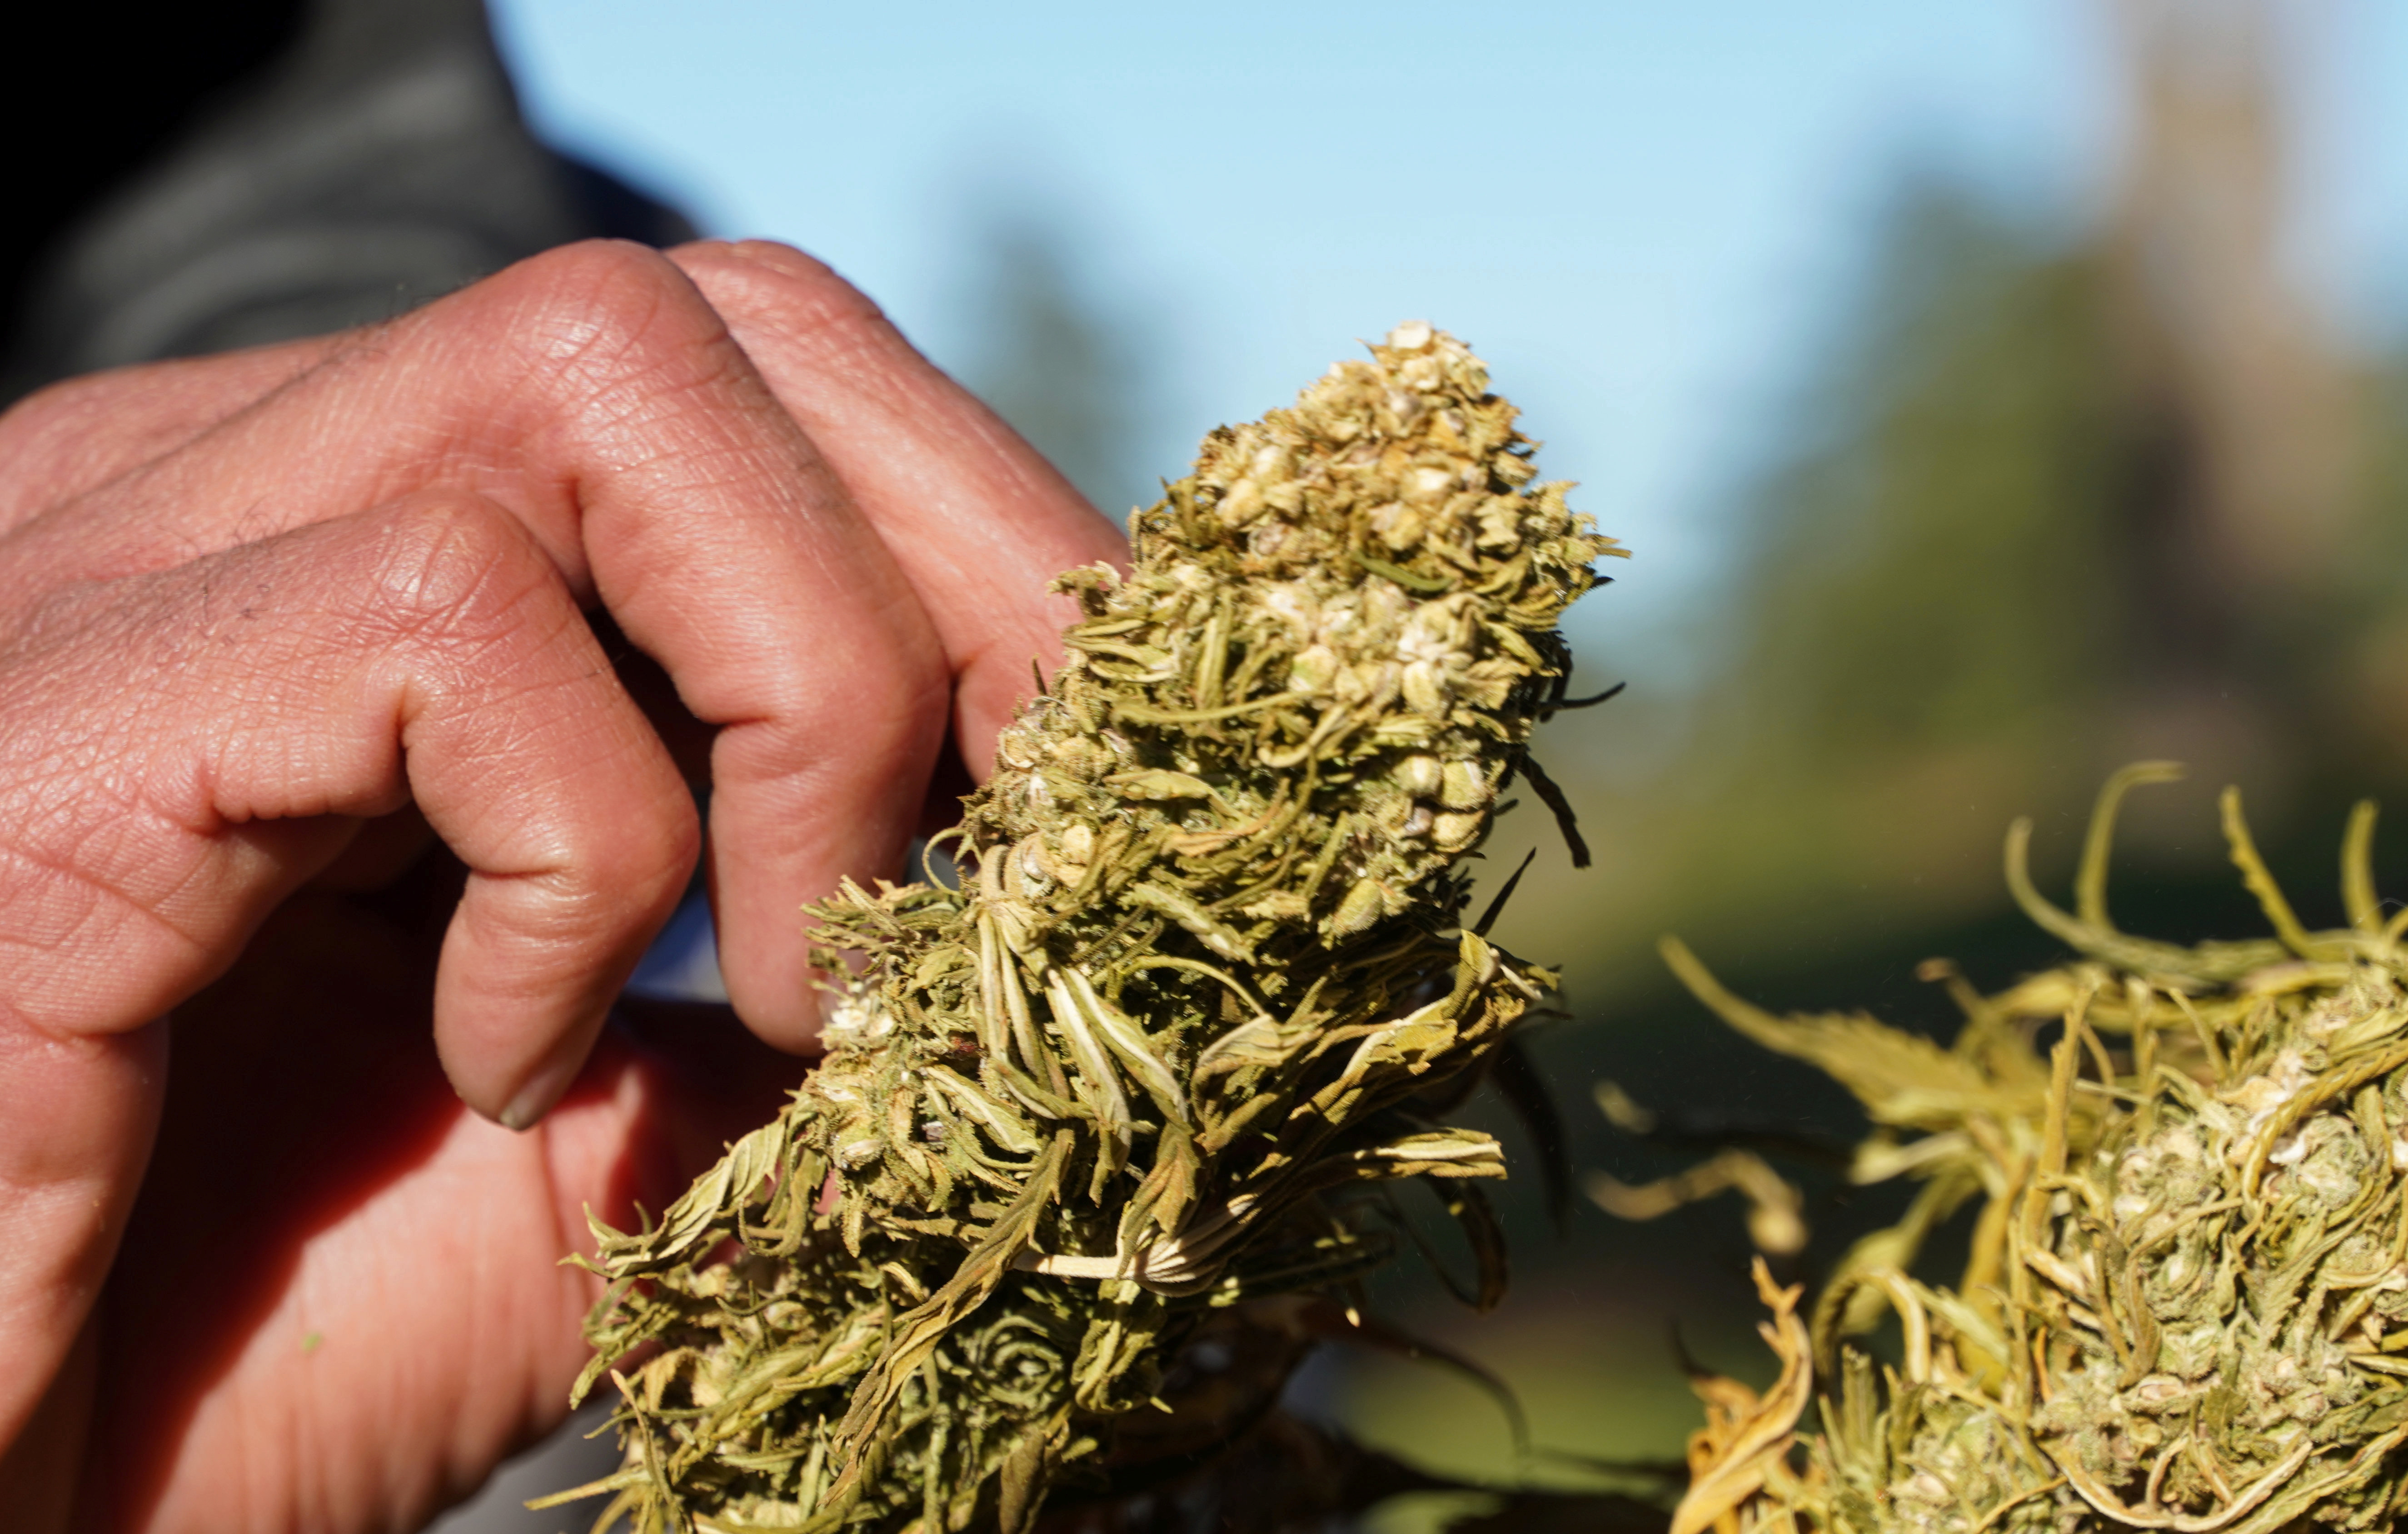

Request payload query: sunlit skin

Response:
[0,238,1127,1534]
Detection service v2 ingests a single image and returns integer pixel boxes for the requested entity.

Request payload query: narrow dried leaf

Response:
[553,325,1610,1531]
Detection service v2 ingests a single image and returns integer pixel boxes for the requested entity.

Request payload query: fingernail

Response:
[497,1040,588,1132]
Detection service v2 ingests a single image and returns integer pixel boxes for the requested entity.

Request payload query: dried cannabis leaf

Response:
[1643,765,2408,1534]
[546,324,1619,1534]
[1673,1260,1815,1534]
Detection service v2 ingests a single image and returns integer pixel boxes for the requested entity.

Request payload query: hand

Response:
[0,239,1127,1532]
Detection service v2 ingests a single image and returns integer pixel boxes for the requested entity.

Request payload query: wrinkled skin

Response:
[0,238,1125,1533]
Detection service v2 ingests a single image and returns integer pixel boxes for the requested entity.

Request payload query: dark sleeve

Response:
[0,0,694,401]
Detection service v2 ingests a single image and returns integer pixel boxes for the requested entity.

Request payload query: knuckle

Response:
[787,621,950,743]
[509,795,698,952]
[611,797,702,906]
[678,239,898,354]
[837,651,954,774]
[487,239,726,384]
[0,371,111,448]
[717,646,949,804]
[458,241,789,449]
[510,237,683,314]
[358,493,558,647]
[0,370,168,522]
[0,360,190,438]
[688,239,839,285]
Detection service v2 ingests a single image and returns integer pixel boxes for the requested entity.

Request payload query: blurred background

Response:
[37,0,2396,1528]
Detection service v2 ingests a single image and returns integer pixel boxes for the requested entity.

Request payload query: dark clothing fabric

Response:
[2,0,692,401]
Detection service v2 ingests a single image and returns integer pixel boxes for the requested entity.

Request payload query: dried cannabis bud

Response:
[546,324,1619,1532]
[1652,764,2408,1534]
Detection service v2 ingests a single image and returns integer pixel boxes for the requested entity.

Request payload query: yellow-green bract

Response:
[546,324,1619,1533]
[1661,767,2408,1534]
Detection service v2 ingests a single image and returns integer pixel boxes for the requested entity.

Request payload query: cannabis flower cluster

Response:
[547,324,1618,1532]
[1650,766,2408,1534]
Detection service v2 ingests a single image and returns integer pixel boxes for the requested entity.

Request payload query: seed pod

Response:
[548,325,1619,1533]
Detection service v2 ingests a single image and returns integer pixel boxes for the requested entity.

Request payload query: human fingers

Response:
[667,240,1130,770]
[62,914,812,1531]
[0,334,355,532]
[2,243,955,1046]
[0,492,696,1484]
[0,491,693,1116]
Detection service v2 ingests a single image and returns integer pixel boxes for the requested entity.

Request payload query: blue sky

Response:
[490,0,2407,681]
